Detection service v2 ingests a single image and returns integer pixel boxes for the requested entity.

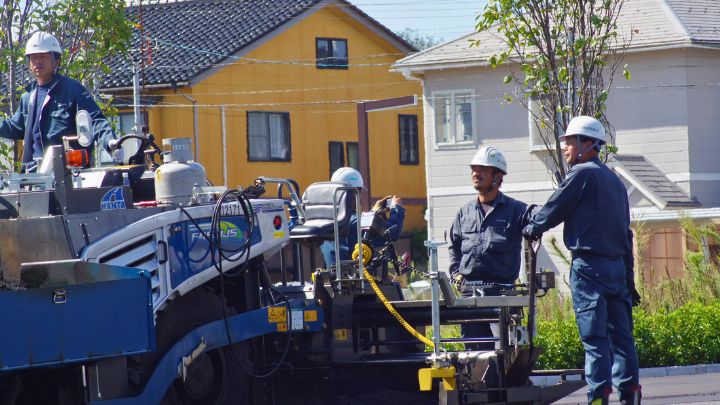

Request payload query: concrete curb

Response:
[530,363,720,386]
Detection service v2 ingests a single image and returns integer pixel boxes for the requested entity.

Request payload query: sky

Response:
[351,0,488,43]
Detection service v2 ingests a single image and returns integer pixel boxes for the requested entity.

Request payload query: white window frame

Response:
[528,94,556,152]
[431,90,477,149]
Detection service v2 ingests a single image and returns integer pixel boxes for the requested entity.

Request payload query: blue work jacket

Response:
[448,193,528,283]
[0,74,116,163]
[524,157,633,265]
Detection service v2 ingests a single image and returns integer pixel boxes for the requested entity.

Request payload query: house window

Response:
[433,91,474,147]
[399,114,419,165]
[247,111,291,161]
[316,38,348,69]
[329,141,359,176]
[528,95,555,151]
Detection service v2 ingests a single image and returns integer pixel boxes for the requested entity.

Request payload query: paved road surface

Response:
[554,372,720,404]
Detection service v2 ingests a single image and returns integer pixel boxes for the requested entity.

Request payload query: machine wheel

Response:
[129,287,250,405]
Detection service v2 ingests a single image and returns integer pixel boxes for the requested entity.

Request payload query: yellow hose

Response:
[362,268,435,349]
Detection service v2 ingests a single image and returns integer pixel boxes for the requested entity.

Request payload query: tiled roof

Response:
[101,0,414,90]
[609,154,700,208]
[102,0,324,89]
[665,0,720,44]
[394,0,720,70]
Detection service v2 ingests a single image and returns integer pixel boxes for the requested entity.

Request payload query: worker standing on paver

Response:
[522,116,642,405]
[448,146,531,351]
[0,31,117,171]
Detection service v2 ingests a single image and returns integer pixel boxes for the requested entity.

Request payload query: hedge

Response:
[534,301,720,369]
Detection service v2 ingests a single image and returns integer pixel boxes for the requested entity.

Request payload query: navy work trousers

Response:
[570,255,640,402]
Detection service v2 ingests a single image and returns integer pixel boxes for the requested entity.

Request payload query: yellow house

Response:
[101,0,426,232]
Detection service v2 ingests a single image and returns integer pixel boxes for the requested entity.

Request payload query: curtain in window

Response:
[332,40,347,66]
[269,113,287,159]
[346,142,359,169]
[248,112,269,159]
[434,95,450,144]
[455,93,473,143]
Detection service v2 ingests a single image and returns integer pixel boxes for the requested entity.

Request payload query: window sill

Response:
[434,141,477,151]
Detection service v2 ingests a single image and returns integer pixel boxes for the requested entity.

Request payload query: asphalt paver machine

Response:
[0,134,584,404]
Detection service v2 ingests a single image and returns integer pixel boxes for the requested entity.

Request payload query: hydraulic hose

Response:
[362,268,435,349]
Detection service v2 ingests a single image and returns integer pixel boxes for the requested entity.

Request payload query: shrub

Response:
[536,301,720,369]
[534,317,584,369]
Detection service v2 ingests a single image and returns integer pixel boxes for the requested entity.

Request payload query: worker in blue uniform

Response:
[320,167,405,267]
[522,116,642,405]
[448,146,531,351]
[0,31,117,171]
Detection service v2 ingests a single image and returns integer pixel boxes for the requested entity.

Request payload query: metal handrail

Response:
[332,186,363,279]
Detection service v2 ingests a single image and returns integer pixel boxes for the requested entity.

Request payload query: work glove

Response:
[112,147,125,164]
[522,224,541,241]
[627,272,642,307]
[451,273,463,288]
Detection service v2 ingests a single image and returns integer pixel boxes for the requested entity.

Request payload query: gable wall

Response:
[685,48,720,205]
[145,4,427,230]
[420,47,705,275]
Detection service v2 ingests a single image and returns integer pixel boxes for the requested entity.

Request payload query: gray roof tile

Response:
[394,0,720,70]
[102,0,323,88]
[610,154,700,208]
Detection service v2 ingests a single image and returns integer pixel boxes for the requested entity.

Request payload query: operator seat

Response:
[289,181,355,276]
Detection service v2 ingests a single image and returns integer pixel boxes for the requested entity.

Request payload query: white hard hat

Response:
[561,116,608,144]
[26,31,62,56]
[470,146,507,174]
[331,167,364,188]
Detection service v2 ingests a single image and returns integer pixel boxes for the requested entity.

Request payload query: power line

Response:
[107,82,720,110]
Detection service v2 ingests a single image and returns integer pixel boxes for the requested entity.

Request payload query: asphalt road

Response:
[554,372,720,404]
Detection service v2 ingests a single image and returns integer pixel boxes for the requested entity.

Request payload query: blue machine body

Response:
[167,216,262,289]
[0,263,155,372]
[93,299,324,404]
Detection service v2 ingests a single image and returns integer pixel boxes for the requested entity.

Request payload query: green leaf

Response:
[623,64,632,80]
[503,74,512,84]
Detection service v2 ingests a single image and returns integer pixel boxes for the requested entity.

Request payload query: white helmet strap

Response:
[480,168,501,194]
[574,136,601,163]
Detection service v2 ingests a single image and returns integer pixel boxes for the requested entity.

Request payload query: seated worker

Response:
[320,167,405,267]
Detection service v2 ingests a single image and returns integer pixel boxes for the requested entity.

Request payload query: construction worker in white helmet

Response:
[0,31,117,171]
[448,146,534,351]
[320,167,405,266]
[523,116,641,405]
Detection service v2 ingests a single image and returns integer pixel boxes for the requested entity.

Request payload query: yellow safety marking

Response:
[273,231,285,238]
[277,322,288,332]
[418,367,456,391]
[304,310,318,322]
[334,328,349,341]
[268,306,287,323]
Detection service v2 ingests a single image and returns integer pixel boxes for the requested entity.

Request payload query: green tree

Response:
[397,28,441,51]
[475,0,632,179]
[0,0,131,169]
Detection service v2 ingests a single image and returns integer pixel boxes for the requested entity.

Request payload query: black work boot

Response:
[620,386,642,405]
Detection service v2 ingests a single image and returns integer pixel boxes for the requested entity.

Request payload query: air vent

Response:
[98,234,163,305]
